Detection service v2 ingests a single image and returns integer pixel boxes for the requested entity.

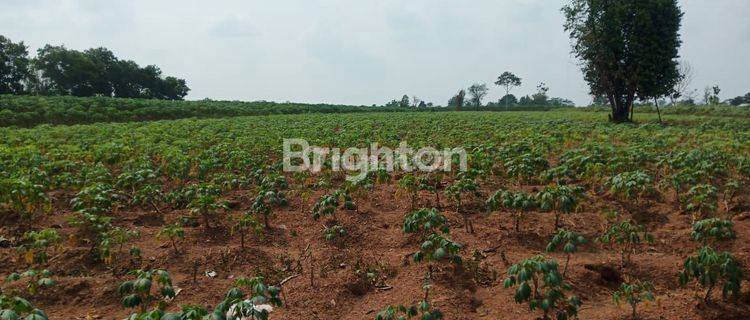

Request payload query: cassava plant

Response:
[536,185,584,229]
[188,193,228,233]
[17,229,61,265]
[679,246,743,303]
[212,276,282,320]
[598,221,654,267]
[444,177,479,233]
[684,184,718,222]
[118,269,176,314]
[503,255,581,320]
[487,190,537,233]
[690,218,735,246]
[545,229,586,277]
[5,269,55,295]
[613,281,656,320]
[157,223,184,254]
[251,174,289,229]
[232,213,263,249]
[398,174,420,210]
[403,208,450,238]
[374,300,443,320]
[0,293,49,320]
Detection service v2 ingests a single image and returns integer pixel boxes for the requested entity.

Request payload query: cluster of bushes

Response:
[0,95,412,127]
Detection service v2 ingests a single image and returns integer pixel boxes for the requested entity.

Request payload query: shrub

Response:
[613,281,656,320]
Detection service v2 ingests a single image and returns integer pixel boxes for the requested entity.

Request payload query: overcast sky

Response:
[2,0,748,105]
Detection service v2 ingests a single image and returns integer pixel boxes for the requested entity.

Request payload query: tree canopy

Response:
[0,35,31,95]
[0,35,189,100]
[563,0,683,122]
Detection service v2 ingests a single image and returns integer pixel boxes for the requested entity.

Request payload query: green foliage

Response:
[157,223,184,254]
[690,218,735,245]
[679,246,743,303]
[599,221,654,266]
[17,229,61,264]
[311,189,355,221]
[0,178,51,219]
[563,0,683,122]
[251,174,289,228]
[684,184,718,221]
[0,293,49,320]
[403,208,450,236]
[546,229,586,276]
[118,269,176,313]
[5,269,55,295]
[445,175,479,233]
[487,190,537,233]
[536,185,584,228]
[503,256,581,320]
[606,171,654,202]
[214,276,282,320]
[412,233,462,265]
[188,192,228,232]
[232,213,263,249]
[398,174,420,210]
[375,300,443,320]
[613,281,655,320]
[324,225,346,244]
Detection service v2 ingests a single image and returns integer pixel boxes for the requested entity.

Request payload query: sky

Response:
[1,0,748,106]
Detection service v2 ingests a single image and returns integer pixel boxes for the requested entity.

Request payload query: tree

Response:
[0,35,31,95]
[563,0,683,122]
[703,85,720,105]
[31,43,189,99]
[533,82,550,105]
[495,72,522,107]
[448,89,466,111]
[498,94,518,107]
[467,83,489,107]
[400,95,411,108]
[671,60,694,105]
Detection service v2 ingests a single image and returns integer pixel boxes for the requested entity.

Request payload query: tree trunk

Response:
[654,98,662,123]
[609,93,634,123]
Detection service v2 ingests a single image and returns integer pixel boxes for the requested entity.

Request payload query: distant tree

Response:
[0,35,31,94]
[418,101,427,108]
[495,72,522,107]
[532,82,549,105]
[549,97,575,107]
[411,96,422,108]
[671,60,695,105]
[400,95,410,108]
[31,44,189,99]
[467,83,489,107]
[498,94,518,107]
[703,86,721,105]
[448,89,466,111]
[728,93,750,106]
[518,95,533,106]
[563,0,683,122]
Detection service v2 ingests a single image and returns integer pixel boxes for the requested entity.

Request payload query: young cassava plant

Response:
[613,281,656,320]
[503,255,581,320]
[545,229,586,277]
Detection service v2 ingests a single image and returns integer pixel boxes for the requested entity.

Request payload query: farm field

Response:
[2,110,750,319]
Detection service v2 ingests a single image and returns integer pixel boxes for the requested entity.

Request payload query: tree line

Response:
[0,35,189,100]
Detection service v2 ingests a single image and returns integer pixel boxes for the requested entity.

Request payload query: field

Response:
[2,110,750,319]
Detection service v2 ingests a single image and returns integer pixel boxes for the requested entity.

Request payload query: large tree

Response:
[495,71,522,107]
[32,45,189,100]
[0,35,32,95]
[563,0,683,122]
[467,83,489,107]
[448,89,466,111]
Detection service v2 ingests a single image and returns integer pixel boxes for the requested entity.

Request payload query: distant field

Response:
[5,94,747,128]
[1,111,749,319]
